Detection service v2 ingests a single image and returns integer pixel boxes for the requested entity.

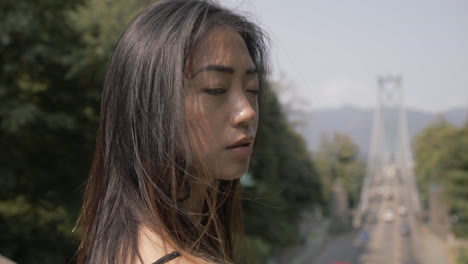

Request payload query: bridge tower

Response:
[356,76,421,226]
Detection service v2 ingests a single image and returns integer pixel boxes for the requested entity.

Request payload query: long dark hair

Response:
[77,0,269,263]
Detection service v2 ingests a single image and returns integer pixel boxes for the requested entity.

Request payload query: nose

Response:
[231,94,257,128]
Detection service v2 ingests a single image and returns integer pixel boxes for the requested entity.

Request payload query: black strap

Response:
[152,251,181,264]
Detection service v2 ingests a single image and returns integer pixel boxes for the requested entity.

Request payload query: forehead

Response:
[190,27,253,70]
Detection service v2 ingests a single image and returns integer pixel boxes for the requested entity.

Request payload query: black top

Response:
[152,251,181,264]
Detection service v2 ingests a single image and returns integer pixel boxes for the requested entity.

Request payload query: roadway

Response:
[292,172,450,264]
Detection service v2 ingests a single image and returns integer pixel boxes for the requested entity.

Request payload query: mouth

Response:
[226,142,251,149]
[225,135,254,157]
[226,135,254,149]
[226,143,253,157]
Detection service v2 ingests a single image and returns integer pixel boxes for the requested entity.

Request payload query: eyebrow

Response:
[191,65,258,78]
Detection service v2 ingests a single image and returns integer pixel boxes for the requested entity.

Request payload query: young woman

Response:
[77,0,269,263]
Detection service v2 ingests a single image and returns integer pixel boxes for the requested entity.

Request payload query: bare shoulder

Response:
[136,226,211,264]
[136,226,171,264]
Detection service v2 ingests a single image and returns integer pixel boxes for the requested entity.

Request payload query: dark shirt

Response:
[152,251,181,264]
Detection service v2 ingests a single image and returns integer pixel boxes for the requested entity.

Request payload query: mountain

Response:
[286,105,467,154]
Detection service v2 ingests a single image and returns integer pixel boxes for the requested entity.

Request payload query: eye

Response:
[246,89,260,95]
[203,88,227,95]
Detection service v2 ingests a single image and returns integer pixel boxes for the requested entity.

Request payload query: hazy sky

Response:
[219,0,468,113]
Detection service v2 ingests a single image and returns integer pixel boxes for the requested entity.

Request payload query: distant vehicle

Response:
[401,223,411,236]
[398,205,408,216]
[382,209,395,222]
[357,229,370,244]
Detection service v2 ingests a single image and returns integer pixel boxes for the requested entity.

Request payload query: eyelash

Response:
[204,88,260,96]
[204,88,226,95]
[247,89,260,95]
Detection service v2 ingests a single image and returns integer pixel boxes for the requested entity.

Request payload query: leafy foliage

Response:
[0,0,154,262]
[0,0,96,263]
[314,133,365,211]
[414,119,468,238]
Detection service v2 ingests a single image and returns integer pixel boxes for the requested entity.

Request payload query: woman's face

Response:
[186,27,259,181]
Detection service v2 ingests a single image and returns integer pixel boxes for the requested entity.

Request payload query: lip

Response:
[225,135,254,157]
[226,135,254,149]
[226,143,253,157]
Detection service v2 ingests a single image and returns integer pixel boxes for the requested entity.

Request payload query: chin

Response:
[217,164,249,181]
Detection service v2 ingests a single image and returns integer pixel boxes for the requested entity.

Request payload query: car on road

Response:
[358,229,370,243]
[401,223,411,236]
[382,209,395,222]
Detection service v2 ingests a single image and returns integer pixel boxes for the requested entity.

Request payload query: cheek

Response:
[185,97,224,157]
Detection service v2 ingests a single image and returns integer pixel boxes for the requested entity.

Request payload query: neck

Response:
[185,180,212,219]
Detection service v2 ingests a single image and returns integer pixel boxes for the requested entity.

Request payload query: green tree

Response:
[68,0,152,89]
[0,0,93,263]
[414,119,468,238]
[0,0,152,262]
[314,133,365,211]
[413,118,459,207]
